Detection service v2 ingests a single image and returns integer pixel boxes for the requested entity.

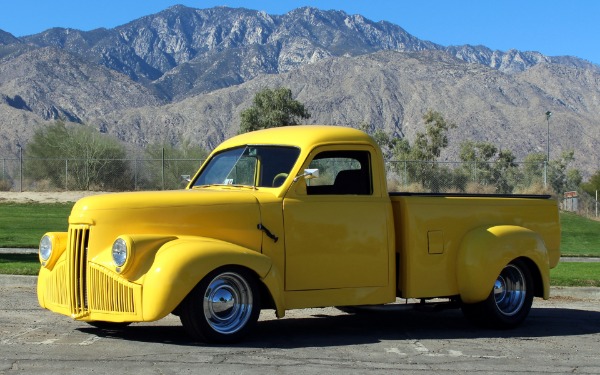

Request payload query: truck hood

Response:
[69,189,263,255]
[71,189,259,213]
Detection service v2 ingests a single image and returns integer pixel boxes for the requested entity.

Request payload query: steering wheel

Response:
[272,173,289,187]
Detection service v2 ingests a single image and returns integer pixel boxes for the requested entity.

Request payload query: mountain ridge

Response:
[0,5,598,176]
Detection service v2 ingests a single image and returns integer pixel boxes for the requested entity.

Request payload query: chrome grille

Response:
[44,261,69,308]
[68,226,89,318]
[88,264,137,313]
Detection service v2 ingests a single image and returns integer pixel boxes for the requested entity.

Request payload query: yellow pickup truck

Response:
[37,125,560,343]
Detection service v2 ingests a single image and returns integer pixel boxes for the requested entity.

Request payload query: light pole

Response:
[544,111,552,188]
[545,111,552,162]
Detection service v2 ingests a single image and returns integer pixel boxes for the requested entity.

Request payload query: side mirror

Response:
[294,168,319,182]
[304,168,319,179]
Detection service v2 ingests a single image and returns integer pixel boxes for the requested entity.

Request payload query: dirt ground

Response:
[0,191,105,203]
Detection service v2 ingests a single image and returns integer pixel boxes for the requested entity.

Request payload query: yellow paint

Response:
[37,125,560,324]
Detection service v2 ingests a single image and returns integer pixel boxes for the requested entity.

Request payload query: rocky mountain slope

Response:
[0,5,599,175]
[96,50,600,169]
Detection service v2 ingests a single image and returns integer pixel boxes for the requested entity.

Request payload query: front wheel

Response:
[180,267,260,343]
[462,259,534,329]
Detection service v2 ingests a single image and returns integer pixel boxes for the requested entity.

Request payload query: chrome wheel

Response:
[493,264,526,316]
[180,267,260,343]
[461,259,534,329]
[203,272,254,335]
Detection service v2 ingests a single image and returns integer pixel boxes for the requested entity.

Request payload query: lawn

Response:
[0,202,73,248]
[559,212,600,257]
[550,261,600,287]
[0,253,39,276]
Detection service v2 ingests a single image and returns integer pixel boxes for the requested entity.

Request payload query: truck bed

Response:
[388,192,560,299]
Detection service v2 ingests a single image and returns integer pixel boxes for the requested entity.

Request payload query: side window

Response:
[306,150,372,195]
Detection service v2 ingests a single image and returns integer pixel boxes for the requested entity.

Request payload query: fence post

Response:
[18,146,23,192]
[65,159,68,191]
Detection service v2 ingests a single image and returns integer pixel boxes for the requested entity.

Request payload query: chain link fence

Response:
[1,157,203,192]
[1,156,598,218]
[384,160,599,218]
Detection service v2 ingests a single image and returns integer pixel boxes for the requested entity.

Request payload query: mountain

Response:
[0,5,599,175]
[444,45,599,74]
[96,50,600,169]
[20,6,440,100]
[0,47,163,122]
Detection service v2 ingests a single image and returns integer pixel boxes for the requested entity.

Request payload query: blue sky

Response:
[1,1,599,65]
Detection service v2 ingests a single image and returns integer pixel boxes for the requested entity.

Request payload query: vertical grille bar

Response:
[68,226,90,317]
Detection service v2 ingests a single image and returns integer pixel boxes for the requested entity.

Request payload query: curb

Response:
[550,286,600,300]
[0,275,38,287]
[0,248,37,254]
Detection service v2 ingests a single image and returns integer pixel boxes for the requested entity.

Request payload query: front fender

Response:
[457,225,549,303]
[141,237,272,321]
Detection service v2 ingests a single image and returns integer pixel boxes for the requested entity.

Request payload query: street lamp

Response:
[545,111,552,162]
[543,111,552,188]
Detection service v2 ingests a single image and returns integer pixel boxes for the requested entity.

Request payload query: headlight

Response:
[39,235,53,261]
[38,232,67,268]
[112,238,128,267]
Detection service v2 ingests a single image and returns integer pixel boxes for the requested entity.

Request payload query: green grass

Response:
[0,202,73,248]
[550,262,600,287]
[559,212,600,257]
[0,254,40,275]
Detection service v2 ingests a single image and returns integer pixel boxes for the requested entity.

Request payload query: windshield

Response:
[192,145,300,188]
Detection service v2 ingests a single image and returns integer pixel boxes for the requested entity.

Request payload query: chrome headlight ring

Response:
[39,232,67,268]
[112,238,129,269]
[39,235,53,262]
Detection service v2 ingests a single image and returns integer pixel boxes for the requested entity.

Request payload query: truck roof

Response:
[214,125,374,152]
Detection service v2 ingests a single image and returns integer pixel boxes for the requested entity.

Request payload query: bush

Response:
[0,179,11,191]
[25,122,132,191]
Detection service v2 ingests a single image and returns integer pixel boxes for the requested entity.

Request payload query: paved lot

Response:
[1,284,600,374]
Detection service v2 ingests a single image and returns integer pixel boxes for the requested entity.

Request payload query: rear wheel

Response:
[180,267,260,343]
[462,259,533,329]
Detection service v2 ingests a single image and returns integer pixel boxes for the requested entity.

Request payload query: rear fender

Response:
[457,225,550,303]
[141,237,273,321]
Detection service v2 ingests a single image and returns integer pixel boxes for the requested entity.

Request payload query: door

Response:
[283,148,390,291]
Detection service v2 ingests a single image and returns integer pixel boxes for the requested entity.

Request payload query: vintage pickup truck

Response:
[37,125,560,343]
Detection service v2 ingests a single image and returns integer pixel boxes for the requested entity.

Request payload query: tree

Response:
[392,110,456,192]
[458,141,519,193]
[26,121,130,190]
[145,139,209,189]
[548,150,581,194]
[410,109,457,161]
[359,122,409,160]
[240,87,310,133]
[582,170,600,196]
[520,153,546,189]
